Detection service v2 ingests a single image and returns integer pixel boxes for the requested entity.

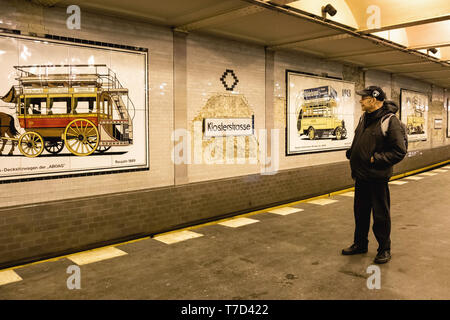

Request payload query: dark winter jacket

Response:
[346,101,407,182]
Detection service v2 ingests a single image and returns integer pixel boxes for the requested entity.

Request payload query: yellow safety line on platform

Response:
[0,236,150,273]
[1,159,448,273]
[123,158,450,237]
[390,159,450,180]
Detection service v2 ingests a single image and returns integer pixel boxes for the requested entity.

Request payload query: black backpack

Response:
[380,113,408,152]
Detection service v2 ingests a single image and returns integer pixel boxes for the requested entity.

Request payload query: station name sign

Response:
[203,116,254,137]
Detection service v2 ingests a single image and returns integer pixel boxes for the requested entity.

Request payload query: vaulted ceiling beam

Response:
[268,33,350,50]
[326,48,393,60]
[394,68,450,75]
[365,61,433,68]
[409,42,450,50]
[359,14,450,34]
[174,5,265,33]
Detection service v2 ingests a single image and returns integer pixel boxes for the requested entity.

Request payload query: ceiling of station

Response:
[345,0,449,32]
[56,0,450,89]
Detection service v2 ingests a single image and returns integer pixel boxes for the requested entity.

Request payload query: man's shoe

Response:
[341,244,368,255]
[374,250,391,264]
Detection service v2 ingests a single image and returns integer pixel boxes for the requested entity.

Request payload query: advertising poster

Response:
[400,89,428,142]
[0,33,149,182]
[447,98,450,138]
[286,71,355,155]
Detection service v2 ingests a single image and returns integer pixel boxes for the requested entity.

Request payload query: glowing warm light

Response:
[20,45,31,61]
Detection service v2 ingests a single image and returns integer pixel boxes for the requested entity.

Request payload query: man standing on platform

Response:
[342,86,407,264]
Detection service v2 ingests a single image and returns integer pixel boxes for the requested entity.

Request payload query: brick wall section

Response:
[394,145,450,174]
[0,145,448,268]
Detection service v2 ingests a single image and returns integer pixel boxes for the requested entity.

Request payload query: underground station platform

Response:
[1,162,449,302]
[0,0,449,309]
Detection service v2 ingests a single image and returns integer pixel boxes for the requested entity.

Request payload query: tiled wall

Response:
[1,143,448,268]
[0,0,449,267]
[186,33,266,182]
[0,1,175,207]
[273,50,352,171]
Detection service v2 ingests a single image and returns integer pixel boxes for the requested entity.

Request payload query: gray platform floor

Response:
[0,166,449,299]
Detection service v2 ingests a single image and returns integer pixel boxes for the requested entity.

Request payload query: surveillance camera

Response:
[428,48,438,54]
[322,4,337,17]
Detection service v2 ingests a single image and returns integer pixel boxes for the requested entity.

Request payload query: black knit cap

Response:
[356,86,386,101]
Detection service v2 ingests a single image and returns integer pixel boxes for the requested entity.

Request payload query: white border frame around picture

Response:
[286,70,355,155]
[400,89,429,142]
[0,33,149,182]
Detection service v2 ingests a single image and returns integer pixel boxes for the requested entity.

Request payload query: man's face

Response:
[360,95,375,112]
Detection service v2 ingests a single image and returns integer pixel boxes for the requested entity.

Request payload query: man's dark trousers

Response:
[353,179,391,252]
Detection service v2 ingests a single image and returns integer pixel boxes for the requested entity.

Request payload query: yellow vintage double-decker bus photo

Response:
[296,85,347,140]
[406,96,425,135]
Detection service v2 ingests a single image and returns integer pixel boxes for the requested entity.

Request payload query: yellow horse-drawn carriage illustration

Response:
[0,64,134,157]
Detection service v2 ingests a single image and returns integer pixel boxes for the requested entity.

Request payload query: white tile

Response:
[389,181,408,185]
[432,169,448,173]
[268,207,304,216]
[339,191,355,197]
[67,247,127,266]
[218,217,259,228]
[153,230,203,245]
[307,198,338,206]
[0,270,23,286]
[419,172,437,176]
[403,176,423,181]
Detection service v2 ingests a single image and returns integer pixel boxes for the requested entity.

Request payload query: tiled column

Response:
[265,47,275,172]
[173,30,189,185]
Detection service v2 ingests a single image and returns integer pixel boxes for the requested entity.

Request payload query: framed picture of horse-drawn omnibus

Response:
[286,70,355,155]
[400,89,428,142]
[0,32,149,182]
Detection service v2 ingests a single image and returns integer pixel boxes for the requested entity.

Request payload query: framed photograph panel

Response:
[0,33,149,182]
[400,89,428,142]
[447,97,450,138]
[286,71,355,155]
